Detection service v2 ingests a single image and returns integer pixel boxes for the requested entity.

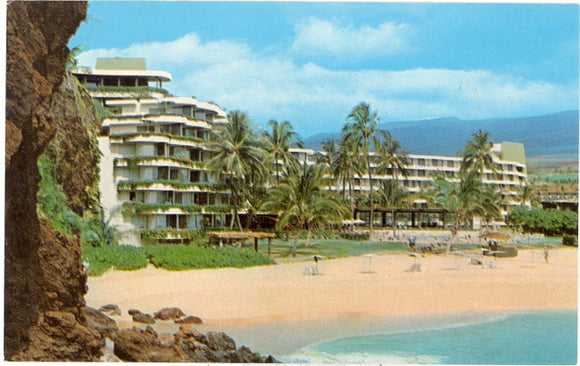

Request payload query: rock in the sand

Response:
[132,313,155,324]
[84,307,119,339]
[113,328,188,362]
[175,315,203,325]
[98,304,121,316]
[154,307,186,321]
[127,309,141,316]
[175,325,204,343]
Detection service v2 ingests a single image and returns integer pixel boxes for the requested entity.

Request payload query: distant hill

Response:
[303,110,579,159]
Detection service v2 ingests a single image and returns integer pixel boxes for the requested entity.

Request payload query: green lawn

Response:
[253,239,408,262]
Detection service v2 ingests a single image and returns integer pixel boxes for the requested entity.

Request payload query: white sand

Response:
[86,248,577,354]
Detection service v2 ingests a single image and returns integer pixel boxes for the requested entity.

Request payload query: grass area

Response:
[256,239,408,262]
[83,244,275,277]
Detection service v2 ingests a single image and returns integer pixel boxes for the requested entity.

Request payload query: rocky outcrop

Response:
[113,325,279,363]
[5,1,103,360]
[175,315,204,325]
[133,313,156,324]
[84,307,119,339]
[154,307,187,321]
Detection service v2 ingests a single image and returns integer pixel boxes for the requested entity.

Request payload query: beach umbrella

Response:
[361,254,377,273]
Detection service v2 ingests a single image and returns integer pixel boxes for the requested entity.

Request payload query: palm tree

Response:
[316,139,339,195]
[460,130,497,177]
[377,133,410,236]
[477,186,503,229]
[262,120,303,184]
[206,111,266,231]
[342,102,384,229]
[429,171,482,253]
[518,180,537,207]
[261,161,347,254]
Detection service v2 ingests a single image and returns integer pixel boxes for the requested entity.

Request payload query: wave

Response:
[281,349,447,364]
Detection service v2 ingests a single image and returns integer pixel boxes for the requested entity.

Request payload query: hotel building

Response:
[74,58,528,245]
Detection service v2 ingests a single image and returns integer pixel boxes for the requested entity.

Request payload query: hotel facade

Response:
[74,58,528,246]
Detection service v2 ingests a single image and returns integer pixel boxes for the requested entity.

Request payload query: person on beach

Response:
[544,247,549,264]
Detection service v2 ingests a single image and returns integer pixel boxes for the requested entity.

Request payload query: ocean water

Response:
[281,311,577,365]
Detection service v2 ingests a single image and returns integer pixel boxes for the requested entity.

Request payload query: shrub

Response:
[562,235,578,247]
[146,245,274,271]
[340,232,370,241]
[82,245,148,276]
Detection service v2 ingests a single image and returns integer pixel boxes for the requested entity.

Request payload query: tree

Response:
[376,180,410,227]
[206,111,266,231]
[460,129,497,177]
[262,120,303,184]
[429,171,483,252]
[261,161,348,254]
[342,102,385,229]
[476,186,503,229]
[377,133,410,236]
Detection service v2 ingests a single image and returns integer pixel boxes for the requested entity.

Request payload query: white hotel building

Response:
[74,58,527,246]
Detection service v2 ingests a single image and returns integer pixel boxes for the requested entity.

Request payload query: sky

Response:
[70,2,579,138]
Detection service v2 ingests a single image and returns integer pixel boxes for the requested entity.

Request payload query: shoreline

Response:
[86,248,577,355]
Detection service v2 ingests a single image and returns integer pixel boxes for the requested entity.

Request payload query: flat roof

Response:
[96,58,146,71]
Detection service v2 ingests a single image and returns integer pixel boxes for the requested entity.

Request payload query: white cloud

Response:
[291,17,409,57]
[77,32,251,69]
[77,32,577,137]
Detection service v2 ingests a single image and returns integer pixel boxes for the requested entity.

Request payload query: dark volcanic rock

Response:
[128,309,142,316]
[205,331,237,352]
[113,328,188,362]
[99,304,121,316]
[5,1,103,361]
[154,307,186,321]
[84,307,119,338]
[175,315,203,325]
[133,313,156,324]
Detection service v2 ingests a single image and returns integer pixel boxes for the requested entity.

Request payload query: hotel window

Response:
[156,143,165,156]
[418,159,425,167]
[149,107,164,115]
[432,160,439,167]
[137,125,155,133]
[447,160,454,168]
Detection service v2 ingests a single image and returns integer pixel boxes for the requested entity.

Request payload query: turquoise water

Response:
[281,311,577,364]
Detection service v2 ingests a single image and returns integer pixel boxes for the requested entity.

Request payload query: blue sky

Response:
[71,2,579,138]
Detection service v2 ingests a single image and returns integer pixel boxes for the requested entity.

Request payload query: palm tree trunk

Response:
[392,167,397,238]
[368,157,374,230]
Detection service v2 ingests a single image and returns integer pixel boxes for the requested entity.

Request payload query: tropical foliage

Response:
[506,207,578,236]
[342,102,386,229]
[206,110,267,231]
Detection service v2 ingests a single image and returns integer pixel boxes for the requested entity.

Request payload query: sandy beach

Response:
[86,248,577,355]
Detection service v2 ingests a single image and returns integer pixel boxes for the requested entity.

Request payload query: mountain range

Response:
[303,110,579,159]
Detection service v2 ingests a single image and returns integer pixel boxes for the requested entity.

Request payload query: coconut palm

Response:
[262,120,303,184]
[518,180,537,207]
[376,180,410,222]
[460,129,497,177]
[377,134,410,236]
[476,186,504,229]
[261,161,347,254]
[206,111,266,231]
[429,171,482,253]
[342,102,385,229]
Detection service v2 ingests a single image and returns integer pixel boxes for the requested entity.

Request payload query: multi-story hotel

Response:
[74,58,528,245]
[73,58,231,246]
[289,142,527,229]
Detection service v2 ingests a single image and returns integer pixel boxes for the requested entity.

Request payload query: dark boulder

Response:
[84,307,119,338]
[113,328,188,362]
[98,304,121,316]
[132,313,155,324]
[154,307,186,321]
[175,315,203,325]
[205,331,237,352]
[128,309,142,316]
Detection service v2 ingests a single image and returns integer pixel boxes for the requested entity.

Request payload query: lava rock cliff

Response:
[5,1,103,360]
